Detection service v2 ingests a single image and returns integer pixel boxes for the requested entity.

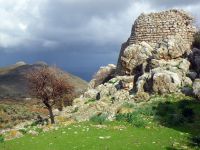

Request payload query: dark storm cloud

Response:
[0,0,199,80]
[145,0,200,8]
[28,0,134,45]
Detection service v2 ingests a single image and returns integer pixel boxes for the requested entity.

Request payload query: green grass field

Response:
[0,122,190,150]
[1,94,200,150]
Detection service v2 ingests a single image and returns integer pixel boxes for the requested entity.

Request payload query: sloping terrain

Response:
[0,62,88,100]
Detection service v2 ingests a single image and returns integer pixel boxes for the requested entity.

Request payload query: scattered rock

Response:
[28,130,39,136]
[83,89,99,100]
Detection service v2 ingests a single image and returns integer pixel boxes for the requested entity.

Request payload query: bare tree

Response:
[26,66,74,124]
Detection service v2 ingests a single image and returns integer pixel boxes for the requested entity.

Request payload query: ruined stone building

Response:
[117,9,197,75]
[129,9,196,46]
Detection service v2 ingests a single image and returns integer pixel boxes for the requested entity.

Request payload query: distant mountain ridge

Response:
[0,62,88,100]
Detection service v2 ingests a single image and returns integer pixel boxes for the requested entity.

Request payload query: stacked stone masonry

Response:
[129,9,196,47]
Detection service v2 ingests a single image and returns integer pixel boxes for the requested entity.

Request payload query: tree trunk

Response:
[48,107,55,124]
[43,99,55,124]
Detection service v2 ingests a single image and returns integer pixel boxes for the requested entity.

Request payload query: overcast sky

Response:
[0,0,199,80]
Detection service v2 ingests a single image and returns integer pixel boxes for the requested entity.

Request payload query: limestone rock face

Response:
[83,89,99,100]
[154,35,190,59]
[120,42,153,75]
[117,9,196,75]
[193,79,200,100]
[58,9,198,123]
[152,71,180,94]
[89,64,116,88]
[115,10,197,95]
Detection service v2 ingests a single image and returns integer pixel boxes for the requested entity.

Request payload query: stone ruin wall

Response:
[116,9,197,75]
[129,9,196,48]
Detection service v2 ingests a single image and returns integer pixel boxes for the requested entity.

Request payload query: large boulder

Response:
[150,58,190,74]
[119,41,153,75]
[152,70,181,94]
[193,79,200,100]
[134,58,191,94]
[89,64,116,88]
[83,89,99,100]
[150,58,191,86]
[154,35,190,59]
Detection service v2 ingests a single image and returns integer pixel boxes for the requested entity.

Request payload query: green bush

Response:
[19,129,27,134]
[35,128,43,133]
[90,113,107,124]
[72,107,79,113]
[137,105,155,116]
[0,135,4,143]
[131,114,147,128]
[155,100,196,126]
[122,102,134,108]
[84,99,96,104]
[116,112,147,128]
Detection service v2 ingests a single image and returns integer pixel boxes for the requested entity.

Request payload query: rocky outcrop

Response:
[117,9,196,74]
[89,64,116,88]
[57,9,199,122]
[115,9,197,95]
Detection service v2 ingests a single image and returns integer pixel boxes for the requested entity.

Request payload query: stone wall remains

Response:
[116,9,197,75]
[129,9,196,47]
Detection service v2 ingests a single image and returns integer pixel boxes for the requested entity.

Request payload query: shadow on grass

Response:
[153,98,200,149]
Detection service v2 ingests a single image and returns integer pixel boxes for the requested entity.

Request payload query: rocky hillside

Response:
[0,62,88,100]
[56,9,200,122]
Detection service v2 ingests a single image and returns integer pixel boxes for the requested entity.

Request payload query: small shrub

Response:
[72,107,79,113]
[115,113,127,122]
[131,114,147,128]
[108,79,118,84]
[30,121,38,127]
[90,113,107,124]
[116,112,147,128]
[137,106,155,116]
[84,99,96,104]
[0,135,4,143]
[35,128,43,133]
[122,102,134,108]
[19,129,27,134]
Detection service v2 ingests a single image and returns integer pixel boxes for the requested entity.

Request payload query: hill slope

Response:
[0,62,88,99]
